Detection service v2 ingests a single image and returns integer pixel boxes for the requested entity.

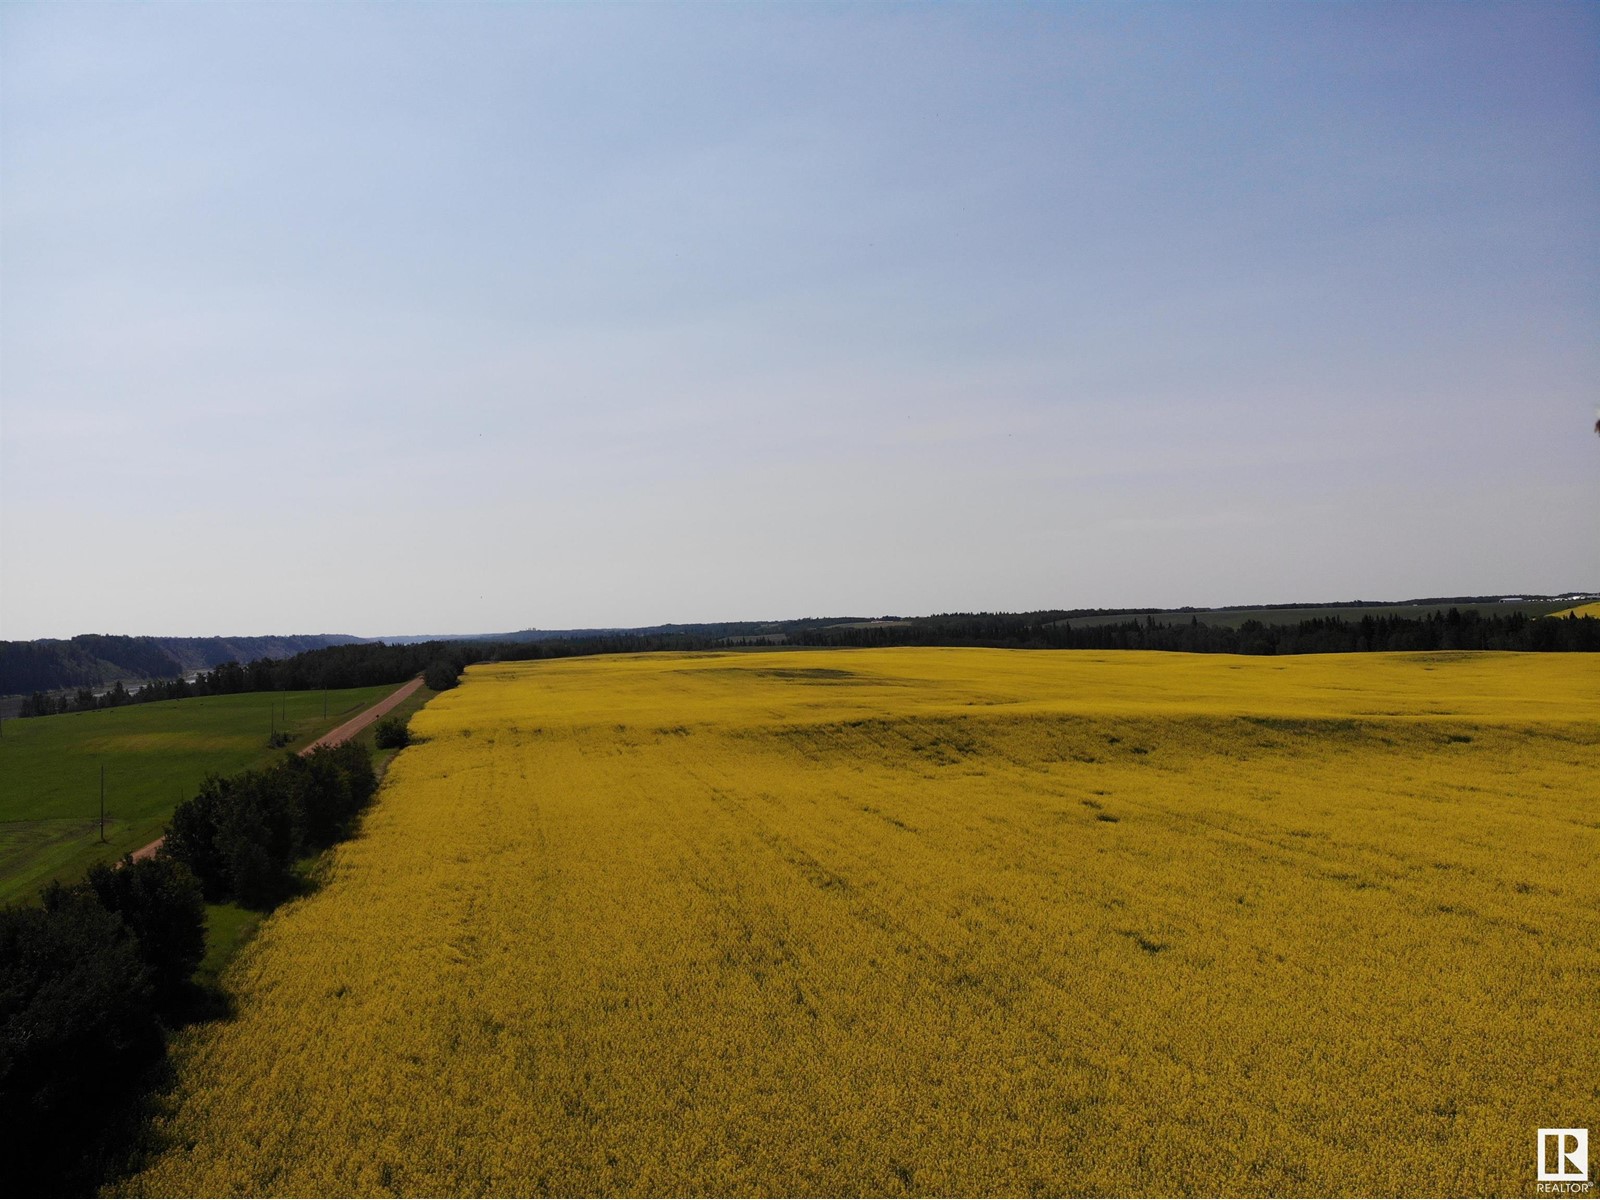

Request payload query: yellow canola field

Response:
[122,649,1599,1197]
[1553,601,1600,619]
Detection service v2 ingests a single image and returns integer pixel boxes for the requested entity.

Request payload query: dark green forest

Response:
[0,633,357,696]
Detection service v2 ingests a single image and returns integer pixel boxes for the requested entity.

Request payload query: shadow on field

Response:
[168,977,238,1026]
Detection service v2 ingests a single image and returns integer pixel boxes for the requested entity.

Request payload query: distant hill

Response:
[9,590,1595,698]
[371,619,867,645]
[0,634,362,696]
[385,596,1600,647]
[1054,595,1588,630]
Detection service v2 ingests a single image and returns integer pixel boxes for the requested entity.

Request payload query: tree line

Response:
[1,741,382,1191]
[0,633,357,697]
[774,608,1600,654]
[481,609,1600,656]
[164,742,376,908]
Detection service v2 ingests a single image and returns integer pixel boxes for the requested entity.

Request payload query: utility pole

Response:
[99,764,106,843]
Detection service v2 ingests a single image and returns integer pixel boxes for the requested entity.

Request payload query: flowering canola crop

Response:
[122,649,1599,1197]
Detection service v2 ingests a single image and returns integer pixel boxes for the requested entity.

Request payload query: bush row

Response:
[164,741,377,908]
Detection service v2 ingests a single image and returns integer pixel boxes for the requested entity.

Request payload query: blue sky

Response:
[2,1,1595,639]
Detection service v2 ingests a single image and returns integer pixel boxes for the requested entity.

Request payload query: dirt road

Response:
[130,676,426,862]
[300,675,426,753]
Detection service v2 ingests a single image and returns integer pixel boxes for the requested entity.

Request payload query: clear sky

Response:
[2,1,1596,640]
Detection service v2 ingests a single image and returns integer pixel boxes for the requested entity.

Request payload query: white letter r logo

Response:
[1539,1128,1589,1182]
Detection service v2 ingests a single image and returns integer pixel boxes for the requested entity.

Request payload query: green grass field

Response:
[1057,599,1575,630]
[0,685,402,905]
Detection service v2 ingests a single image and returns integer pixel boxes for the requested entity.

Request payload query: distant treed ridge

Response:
[9,605,1598,718]
[793,607,1600,653]
[0,633,360,696]
[14,643,465,717]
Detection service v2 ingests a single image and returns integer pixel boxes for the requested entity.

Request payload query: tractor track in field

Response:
[129,676,425,863]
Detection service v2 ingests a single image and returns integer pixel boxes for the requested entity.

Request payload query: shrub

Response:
[424,662,458,691]
[288,743,376,846]
[1,888,162,1192]
[216,781,296,909]
[225,836,285,911]
[85,855,206,1004]
[374,716,410,750]
[164,745,380,909]
[163,776,233,901]
[333,740,377,810]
